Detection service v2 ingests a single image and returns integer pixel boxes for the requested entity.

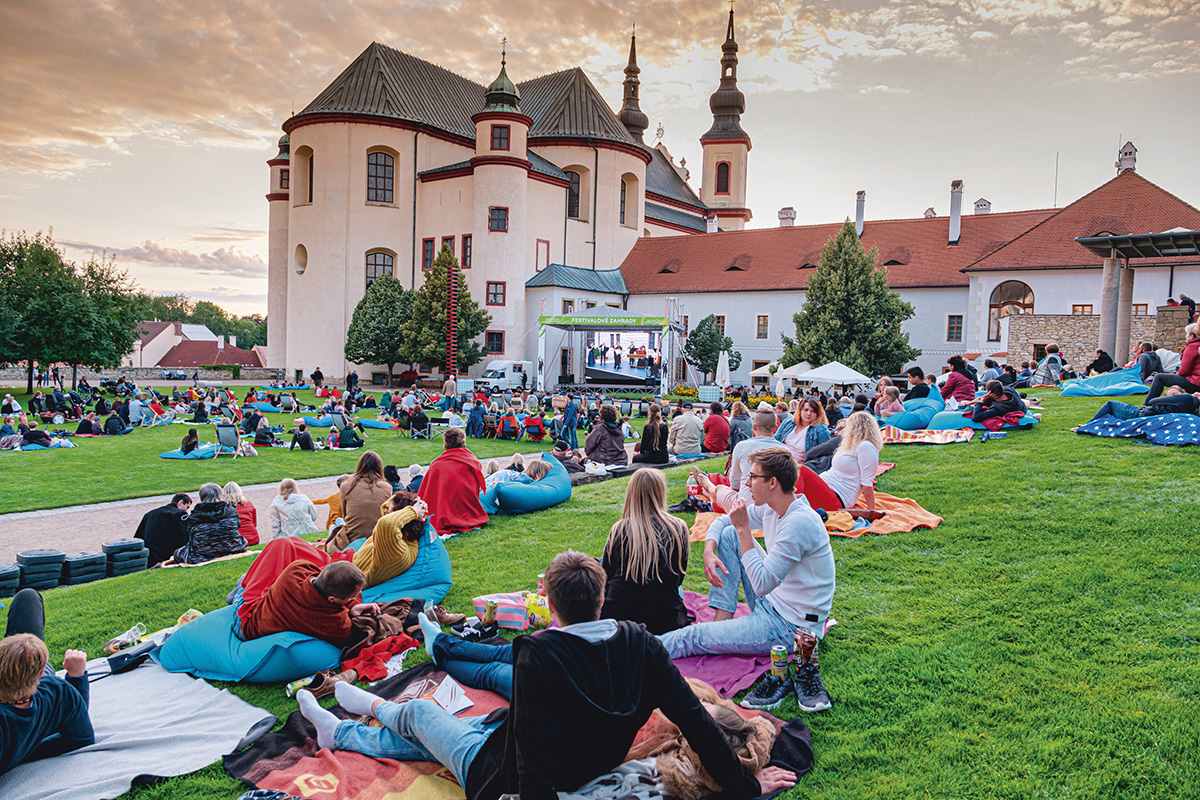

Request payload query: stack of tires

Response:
[103,538,150,577]
[61,552,107,586]
[17,550,66,591]
[0,564,20,597]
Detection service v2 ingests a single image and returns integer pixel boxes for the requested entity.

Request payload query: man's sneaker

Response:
[794,663,833,712]
[740,673,790,710]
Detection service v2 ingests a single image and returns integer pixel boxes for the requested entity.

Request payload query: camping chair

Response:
[498,414,521,441]
[409,419,432,439]
[215,423,241,458]
[523,415,547,442]
[638,401,650,417]
[482,414,498,438]
[332,414,347,433]
[619,399,632,417]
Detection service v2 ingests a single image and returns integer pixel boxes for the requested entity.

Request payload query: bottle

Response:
[686,471,699,497]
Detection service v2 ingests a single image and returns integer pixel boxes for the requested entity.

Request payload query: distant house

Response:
[123,322,262,368]
[158,339,264,369]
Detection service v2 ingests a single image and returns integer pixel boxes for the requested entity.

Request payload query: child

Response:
[876,386,905,418]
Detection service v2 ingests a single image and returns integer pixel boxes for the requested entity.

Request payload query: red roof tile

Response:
[136,320,176,346]
[159,341,264,368]
[620,209,1055,294]
[966,171,1200,272]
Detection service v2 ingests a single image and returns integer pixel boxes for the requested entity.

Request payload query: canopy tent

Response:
[537,307,678,395]
[775,361,813,379]
[748,361,780,378]
[789,361,873,390]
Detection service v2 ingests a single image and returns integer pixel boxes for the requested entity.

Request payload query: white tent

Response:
[748,361,780,378]
[715,351,731,386]
[789,361,873,389]
[774,361,813,379]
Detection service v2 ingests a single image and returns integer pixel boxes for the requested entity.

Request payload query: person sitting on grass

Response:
[668,402,703,456]
[252,417,277,447]
[1074,386,1200,430]
[0,589,93,776]
[727,409,788,503]
[223,482,259,546]
[406,464,425,493]
[173,483,247,564]
[238,559,378,646]
[269,478,321,539]
[584,404,628,466]
[180,427,200,455]
[941,355,978,406]
[296,550,793,800]
[632,402,669,464]
[702,401,731,454]
[20,421,52,448]
[774,397,830,461]
[0,417,16,437]
[135,493,193,566]
[967,380,1025,424]
[1133,342,1163,383]
[548,439,586,474]
[290,422,316,451]
[1145,324,1200,399]
[75,412,101,435]
[664,448,835,713]
[417,428,488,535]
[1,394,20,415]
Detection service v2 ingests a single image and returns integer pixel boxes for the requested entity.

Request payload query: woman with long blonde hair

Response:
[793,411,884,513]
[269,477,320,539]
[600,469,690,634]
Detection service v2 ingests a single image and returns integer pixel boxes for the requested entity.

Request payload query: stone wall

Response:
[0,366,284,385]
[1007,314,1157,365]
[1153,306,1192,352]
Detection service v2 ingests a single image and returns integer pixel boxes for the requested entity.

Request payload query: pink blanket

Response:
[672,591,769,698]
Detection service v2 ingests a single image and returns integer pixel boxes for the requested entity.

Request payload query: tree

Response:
[400,245,491,371]
[344,273,413,386]
[683,314,742,381]
[781,219,920,376]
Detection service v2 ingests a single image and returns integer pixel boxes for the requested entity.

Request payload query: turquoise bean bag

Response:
[481,455,573,515]
[159,443,218,460]
[351,526,453,604]
[360,418,397,430]
[153,604,341,684]
[250,401,283,413]
[302,415,334,427]
[1060,366,1149,397]
[924,410,1040,431]
[881,393,945,431]
[260,384,310,391]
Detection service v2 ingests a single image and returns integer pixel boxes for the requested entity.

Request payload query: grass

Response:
[0,386,647,514]
[2,390,1199,799]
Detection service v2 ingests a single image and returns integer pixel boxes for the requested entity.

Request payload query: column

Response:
[1114,262,1135,364]
[1097,257,1119,356]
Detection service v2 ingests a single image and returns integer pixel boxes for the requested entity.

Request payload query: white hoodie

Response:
[268,493,320,540]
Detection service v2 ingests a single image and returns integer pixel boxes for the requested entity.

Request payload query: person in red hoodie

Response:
[940,355,977,405]
[418,427,488,535]
[238,559,376,646]
[1146,324,1200,400]
[701,401,730,453]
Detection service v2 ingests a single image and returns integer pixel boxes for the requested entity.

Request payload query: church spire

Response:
[618,29,650,142]
[483,38,521,113]
[702,5,748,143]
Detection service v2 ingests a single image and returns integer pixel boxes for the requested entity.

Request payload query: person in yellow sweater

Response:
[351,492,428,587]
[313,475,350,530]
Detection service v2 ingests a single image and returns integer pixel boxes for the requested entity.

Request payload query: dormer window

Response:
[491,125,510,151]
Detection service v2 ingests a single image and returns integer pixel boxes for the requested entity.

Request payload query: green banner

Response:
[539,315,668,328]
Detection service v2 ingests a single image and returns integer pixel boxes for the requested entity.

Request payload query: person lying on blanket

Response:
[664,447,836,714]
[963,380,1025,423]
[238,558,379,646]
[0,589,94,776]
[296,549,796,800]
[1072,386,1200,431]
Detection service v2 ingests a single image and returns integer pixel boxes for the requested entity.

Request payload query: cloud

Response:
[187,225,268,245]
[59,239,267,279]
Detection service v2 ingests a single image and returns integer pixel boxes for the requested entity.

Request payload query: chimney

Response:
[923,207,936,218]
[948,180,963,245]
[855,191,866,236]
[778,207,796,228]
[974,197,991,215]
[706,216,719,233]
[228,335,237,348]
[216,335,225,349]
[1117,141,1137,174]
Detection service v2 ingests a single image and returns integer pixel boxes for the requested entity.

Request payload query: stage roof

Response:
[539,306,669,332]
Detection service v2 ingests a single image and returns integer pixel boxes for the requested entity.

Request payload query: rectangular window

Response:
[606,303,621,309]
[461,234,472,268]
[280,169,289,189]
[585,301,597,309]
[620,180,627,225]
[422,238,434,270]
[489,207,508,232]
[1133,303,1148,315]
[491,125,510,151]
[307,155,314,203]
[752,359,770,386]
[756,315,769,339]
[536,239,550,272]
[441,236,455,258]
[1033,344,1048,362]
[566,171,581,218]
[560,347,572,377]
[946,315,963,342]
[1071,304,1093,315]
[485,330,505,354]
[367,151,394,203]
[486,281,506,306]
[562,299,575,314]
[715,315,726,336]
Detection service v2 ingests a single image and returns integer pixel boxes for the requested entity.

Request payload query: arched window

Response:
[620,179,627,225]
[988,280,1034,341]
[367,152,394,203]
[294,243,308,275]
[715,162,730,194]
[565,170,581,218]
[365,250,393,289]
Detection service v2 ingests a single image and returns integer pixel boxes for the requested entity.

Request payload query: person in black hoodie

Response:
[135,494,193,565]
[967,380,1025,424]
[172,483,246,564]
[902,367,930,401]
[102,410,126,436]
[296,550,795,800]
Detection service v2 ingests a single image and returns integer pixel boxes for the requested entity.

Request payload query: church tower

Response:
[618,31,650,142]
[699,7,751,230]
[265,133,290,368]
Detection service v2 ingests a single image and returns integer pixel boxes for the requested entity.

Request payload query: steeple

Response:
[483,39,521,113]
[618,30,650,142]
[702,6,748,143]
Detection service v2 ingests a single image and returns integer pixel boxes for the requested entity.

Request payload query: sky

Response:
[2,0,1198,316]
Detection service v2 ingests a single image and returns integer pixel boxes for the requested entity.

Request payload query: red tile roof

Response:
[965,171,1200,272]
[136,320,176,346]
[159,341,264,368]
[619,208,1055,294]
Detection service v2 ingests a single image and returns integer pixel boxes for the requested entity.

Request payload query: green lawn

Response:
[0,386,646,514]
[2,391,1199,799]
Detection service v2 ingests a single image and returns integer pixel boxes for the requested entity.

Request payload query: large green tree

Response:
[344,273,413,386]
[400,245,491,371]
[781,219,920,376]
[683,314,742,382]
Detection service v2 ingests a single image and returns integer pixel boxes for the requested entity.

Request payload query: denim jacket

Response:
[773,418,830,452]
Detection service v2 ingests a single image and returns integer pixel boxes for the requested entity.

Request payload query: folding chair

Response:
[498,414,521,441]
[215,423,241,458]
[482,414,498,439]
[523,416,547,442]
[409,420,432,439]
[332,414,347,433]
[638,401,650,417]
[619,399,632,417]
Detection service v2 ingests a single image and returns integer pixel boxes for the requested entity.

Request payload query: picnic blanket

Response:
[841,492,943,538]
[882,426,975,444]
[1060,366,1149,397]
[18,440,78,450]
[1,660,275,800]
[1075,412,1200,446]
[673,592,770,698]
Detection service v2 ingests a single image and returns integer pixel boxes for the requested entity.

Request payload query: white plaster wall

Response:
[644,220,702,238]
[473,161,528,368]
[896,287,970,373]
[266,160,289,369]
[699,141,748,230]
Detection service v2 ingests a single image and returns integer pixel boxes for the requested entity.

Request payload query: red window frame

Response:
[442,235,455,258]
[485,330,505,354]
[715,161,731,195]
[486,281,507,306]
[491,125,510,151]
[461,234,472,268]
[422,238,435,270]
[489,207,508,232]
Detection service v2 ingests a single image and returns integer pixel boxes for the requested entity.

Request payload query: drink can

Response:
[285,675,315,698]
[537,573,546,596]
[770,645,789,679]
[482,599,498,626]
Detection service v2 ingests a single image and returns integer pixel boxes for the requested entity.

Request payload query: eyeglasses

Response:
[746,473,771,483]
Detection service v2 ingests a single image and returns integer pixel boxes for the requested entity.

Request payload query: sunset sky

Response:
[2,0,1197,316]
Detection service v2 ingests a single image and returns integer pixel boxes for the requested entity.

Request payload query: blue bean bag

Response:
[261,384,310,391]
[159,443,218,459]
[250,401,283,413]
[349,526,454,604]
[924,410,1040,431]
[881,393,945,431]
[153,604,341,683]
[481,455,573,515]
[20,441,78,450]
[360,418,397,430]
[302,415,334,427]
[1060,366,1149,397]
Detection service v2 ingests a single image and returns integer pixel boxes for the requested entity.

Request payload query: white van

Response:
[479,360,533,392]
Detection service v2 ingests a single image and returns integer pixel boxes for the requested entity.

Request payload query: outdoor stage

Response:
[584,361,655,387]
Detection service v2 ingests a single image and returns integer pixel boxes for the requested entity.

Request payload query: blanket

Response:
[2,661,275,800]
[1075,412,1200,446]
[417,447,488,535]
[1059,366,1149,397]
[18,440,78,450]
[969,411,1024,431]
[840,492,943,538]
[881,426,975,445]
[672,592,770,697]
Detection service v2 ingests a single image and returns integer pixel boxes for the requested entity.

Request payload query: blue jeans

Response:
[433,634,514,701]
[563,420,579,449]
[659,518,819,658]
[333,699,499,785]
[1089,400,1141,423]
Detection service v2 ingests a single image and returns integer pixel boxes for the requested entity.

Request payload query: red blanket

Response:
[417,447,488,535]
[965,411,1024,431]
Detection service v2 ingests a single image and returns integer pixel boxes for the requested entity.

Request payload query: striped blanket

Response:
[881,426,975,445]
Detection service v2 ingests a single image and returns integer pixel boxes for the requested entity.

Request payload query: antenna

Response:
[1053,151,1059,208]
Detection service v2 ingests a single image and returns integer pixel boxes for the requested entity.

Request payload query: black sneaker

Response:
[794,663,832,712]
[740,673,790,710]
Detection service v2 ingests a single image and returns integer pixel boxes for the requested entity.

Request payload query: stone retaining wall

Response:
[1007,314,1157,365]
[0,366,284,384]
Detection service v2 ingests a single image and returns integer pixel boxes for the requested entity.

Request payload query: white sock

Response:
[334,681,381,717]
[418,612,442,663]
[296,690,339,750]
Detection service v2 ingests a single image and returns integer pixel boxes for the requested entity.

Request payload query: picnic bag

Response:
[472,590,533,631]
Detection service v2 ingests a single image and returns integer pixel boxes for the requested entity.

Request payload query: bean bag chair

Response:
[302,415,334,427]
[881,393,945,431]
[1060,366,1149,397]
[250,401,283,413]
[153,604,341,683]
[348,526,453,605]
[924,410,1040,431]
[260,384,310,391]
[159,443,218,459]
[360,418,397,430]
[20,441,79,450]
[481,455,573,515]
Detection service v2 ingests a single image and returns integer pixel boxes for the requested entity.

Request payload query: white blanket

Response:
[0,660,274,800]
